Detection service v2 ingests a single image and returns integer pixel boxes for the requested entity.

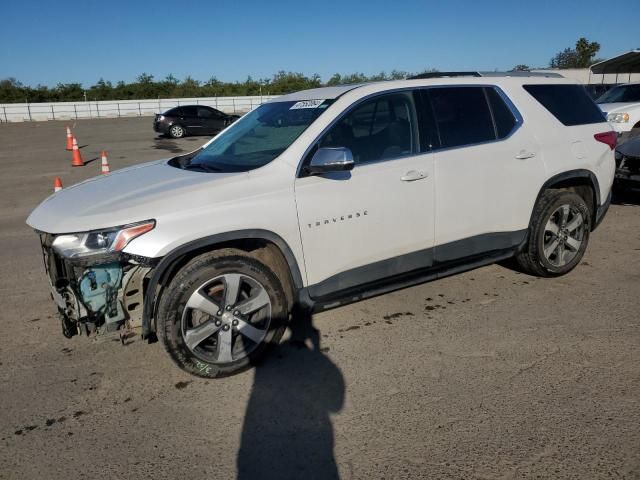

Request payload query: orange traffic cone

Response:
[71,136,84,167]
[65,126,73,150]
[100,151,110,174]
[54,177,63,192]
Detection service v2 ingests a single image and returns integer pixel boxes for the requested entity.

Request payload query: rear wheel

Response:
[169,124,186,138]
[516,190,591,277]
[157,252,288,378]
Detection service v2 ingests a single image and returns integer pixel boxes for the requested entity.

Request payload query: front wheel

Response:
[516,190,591,277]
[157,251,289,378]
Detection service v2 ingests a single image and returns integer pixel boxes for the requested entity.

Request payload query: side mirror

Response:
[307,147,355,175]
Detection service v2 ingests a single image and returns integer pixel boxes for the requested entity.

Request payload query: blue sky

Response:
[1,0,638,87]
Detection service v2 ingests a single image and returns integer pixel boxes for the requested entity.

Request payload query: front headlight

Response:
[607,112,630,123]
[52,220,155,258]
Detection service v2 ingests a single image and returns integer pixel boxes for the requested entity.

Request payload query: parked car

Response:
[614,134,640,191]
[584,84,615,100]
[596,82,640,137]
[27,77,615,378]
[153,105,240,138]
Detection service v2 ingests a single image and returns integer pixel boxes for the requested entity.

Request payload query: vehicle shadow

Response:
[152,137,184,154]
[237,306,345,480]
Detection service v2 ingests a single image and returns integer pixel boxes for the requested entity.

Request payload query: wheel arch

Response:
[531,169,600,231]
[142,230,304,339]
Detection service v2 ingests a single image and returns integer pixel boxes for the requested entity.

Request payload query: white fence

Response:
[0,95,280,123]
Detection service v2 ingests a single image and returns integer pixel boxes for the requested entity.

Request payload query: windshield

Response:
[186,99,333,172]
[597,84,640,104]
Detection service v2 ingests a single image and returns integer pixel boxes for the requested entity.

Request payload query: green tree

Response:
[53,83,84,101]
[575,37,601,67]
[512,64,530,71]
[0,78,27,103]
[550,38,600,69]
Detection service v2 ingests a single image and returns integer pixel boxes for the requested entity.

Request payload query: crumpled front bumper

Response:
[39,234,153,338]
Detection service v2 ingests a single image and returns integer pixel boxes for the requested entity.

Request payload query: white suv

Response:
[27,77,615,377]
[597,82,640,137]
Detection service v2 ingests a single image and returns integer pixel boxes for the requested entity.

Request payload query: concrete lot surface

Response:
[0,118,639,479]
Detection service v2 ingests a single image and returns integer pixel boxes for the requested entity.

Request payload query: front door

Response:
[198,107,226,134]
[294,91,435,294]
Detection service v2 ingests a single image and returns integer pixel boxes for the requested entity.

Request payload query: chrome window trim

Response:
[296,84,524,178]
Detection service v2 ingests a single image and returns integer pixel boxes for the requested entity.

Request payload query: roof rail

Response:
[409,71,564,79]
[409,71,481,79]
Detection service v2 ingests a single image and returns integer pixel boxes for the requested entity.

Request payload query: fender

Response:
[530,169,601,229]
[141,229,304,339]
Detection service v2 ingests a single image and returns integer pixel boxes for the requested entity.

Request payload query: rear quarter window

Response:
[486,88,517,138]
[523,84,606,126]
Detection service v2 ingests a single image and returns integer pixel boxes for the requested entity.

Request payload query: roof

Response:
[268,76,576,103]
[590,49,640,74]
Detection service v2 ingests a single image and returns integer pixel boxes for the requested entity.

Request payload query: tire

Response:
[168,124,186,139]
[157,251,289,378]
[516,190,591,277]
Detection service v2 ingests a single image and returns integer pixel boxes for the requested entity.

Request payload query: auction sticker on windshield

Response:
[290,99,325,109]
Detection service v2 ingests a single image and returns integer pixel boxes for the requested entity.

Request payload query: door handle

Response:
[401,170,428,181]
[515,151,536,160]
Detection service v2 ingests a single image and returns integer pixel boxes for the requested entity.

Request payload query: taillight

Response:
[594,131,617,150]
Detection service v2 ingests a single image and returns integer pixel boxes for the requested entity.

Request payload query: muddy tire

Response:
[157,251,288,378]
[516,190,591,277]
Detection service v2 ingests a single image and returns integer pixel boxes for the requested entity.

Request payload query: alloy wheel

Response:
[181,273,272,364]
[542,204,586,267]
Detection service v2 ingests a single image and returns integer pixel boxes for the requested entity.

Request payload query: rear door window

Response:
[523,84,605,126]
[181,106,198,118]
[198,107,214,118]
[427,87,495,148]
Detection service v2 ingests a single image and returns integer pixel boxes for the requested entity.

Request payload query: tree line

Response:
[0,37,605,103]
[0,69,433,104]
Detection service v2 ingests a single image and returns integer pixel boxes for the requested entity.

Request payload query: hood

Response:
[26,159,247,234]
[617,135,640,158]
[598,102,639,113]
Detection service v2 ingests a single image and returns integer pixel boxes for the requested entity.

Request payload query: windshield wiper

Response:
[183,163,223,173]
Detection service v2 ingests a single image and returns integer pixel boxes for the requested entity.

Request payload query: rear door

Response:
[422,86,543,261]
[180,106,204,133]
[198,107,226,134]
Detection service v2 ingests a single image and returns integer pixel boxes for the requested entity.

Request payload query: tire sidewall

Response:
[158,255,288,378]
[533,192,591,275]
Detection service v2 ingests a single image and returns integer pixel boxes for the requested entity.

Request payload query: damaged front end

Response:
[38,221,157,341]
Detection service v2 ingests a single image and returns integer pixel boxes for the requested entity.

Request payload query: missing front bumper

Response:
[40,234,153,338]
